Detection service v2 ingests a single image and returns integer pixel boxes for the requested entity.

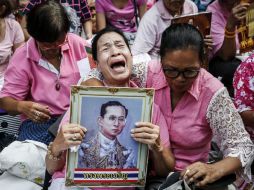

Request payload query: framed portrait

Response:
[65,86,154,188]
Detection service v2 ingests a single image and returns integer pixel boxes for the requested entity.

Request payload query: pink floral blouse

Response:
[233,54,254,140]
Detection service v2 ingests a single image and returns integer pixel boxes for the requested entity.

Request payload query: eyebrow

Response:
[101,40,124,47]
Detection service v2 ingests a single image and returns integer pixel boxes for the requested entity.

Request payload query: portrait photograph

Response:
[66,86,154,187]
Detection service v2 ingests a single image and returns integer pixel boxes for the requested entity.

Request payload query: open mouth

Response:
[110,60,126,73]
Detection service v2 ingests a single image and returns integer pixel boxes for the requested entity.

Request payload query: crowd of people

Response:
[0,0,254,190]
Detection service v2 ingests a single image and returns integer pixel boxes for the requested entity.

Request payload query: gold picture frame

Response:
[65,86,154,188]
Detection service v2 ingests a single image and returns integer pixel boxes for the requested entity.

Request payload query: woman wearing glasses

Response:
[148,23,254,188]
[0,1,90,145]
[86,23,254,188]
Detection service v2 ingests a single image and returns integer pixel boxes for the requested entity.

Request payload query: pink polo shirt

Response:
[96,0,147,33]
[207,0,240,59]
[0,33,89,120]
[132,0,198,59]
[0,17,24,88]
[146,60,224,171]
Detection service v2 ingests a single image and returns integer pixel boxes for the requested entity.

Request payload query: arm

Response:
[182,158,241,187]
[131,122,175,177]
[19,15,30,41]
[82,19,93,39]
[182,88,254,186]
[12,19,25,51]
[206,88,254,181]
[131,13,156,56]
[215,3,250,60]
[96,12,106,32]
[46,122,86,174]
[13,42,24,51]
[240,111,254,127]
[138,3,147,19]
[0,97,51,121]
[95,0,106,32]
[150,145,175,176]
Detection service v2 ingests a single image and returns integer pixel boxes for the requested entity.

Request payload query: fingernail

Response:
[131,129,134,133]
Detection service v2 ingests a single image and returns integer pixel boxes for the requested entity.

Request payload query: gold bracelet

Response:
[225,28,236,35]
[224,33,236,39]
[47,142,62,161]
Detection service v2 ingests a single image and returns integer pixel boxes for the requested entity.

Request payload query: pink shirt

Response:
[233,54,254,140]
[207,0,240,59]
[131,0,198,59]
[0,33,89,120]
[0,18,24,82]
[146,61,224,171]
[96,0,147,33]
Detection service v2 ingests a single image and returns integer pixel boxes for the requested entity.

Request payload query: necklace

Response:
[44,56,62,91]
[55,72,61,91]
[38,46,62,91]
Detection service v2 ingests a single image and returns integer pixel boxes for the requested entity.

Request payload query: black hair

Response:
[26,0,70,42]
[100,101,128,118]
[92,27,130,61]
[0,0,16,18]
[160,23,205,63]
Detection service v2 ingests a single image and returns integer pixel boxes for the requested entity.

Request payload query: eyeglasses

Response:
[37,34,68,51]
[163,67,200,79]
[105,115,126,124]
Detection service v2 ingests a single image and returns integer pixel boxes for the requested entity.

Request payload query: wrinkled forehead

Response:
[97,32,127,48]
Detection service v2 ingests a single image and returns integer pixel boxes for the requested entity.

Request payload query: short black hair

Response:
[26,0,70,42]
[92,27,130,61]
[160,23,205,63]
[100,101,128,118]
[0,0,16,18]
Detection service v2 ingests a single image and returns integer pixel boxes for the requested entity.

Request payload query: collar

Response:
[149,61,203,101]
[99,132,116,147]
[156,0,174,20]
[38,59,60,75]
[186,69,203,101]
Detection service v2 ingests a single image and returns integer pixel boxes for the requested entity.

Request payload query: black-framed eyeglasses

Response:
[163,67,200,79]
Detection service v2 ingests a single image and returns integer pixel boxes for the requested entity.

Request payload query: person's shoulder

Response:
[207,0,220,12]
[67,33,86,44]
[147,59,162,74]
[199,68,224,94]
[146,60,168,89]
[5,17,21,29]
[142,1,161,18]
[11,42,27,60]
[236,55,254,74]
[184,0,198,11]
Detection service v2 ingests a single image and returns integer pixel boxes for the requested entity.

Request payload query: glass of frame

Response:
[65,86,154,188]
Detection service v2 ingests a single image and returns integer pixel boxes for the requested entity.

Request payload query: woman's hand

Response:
[131,122,162,151]
[17,101,51,122]
[228,2,250,28]
[181,162,223,187]
[51,123,87,157]
[204,35,213,51]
